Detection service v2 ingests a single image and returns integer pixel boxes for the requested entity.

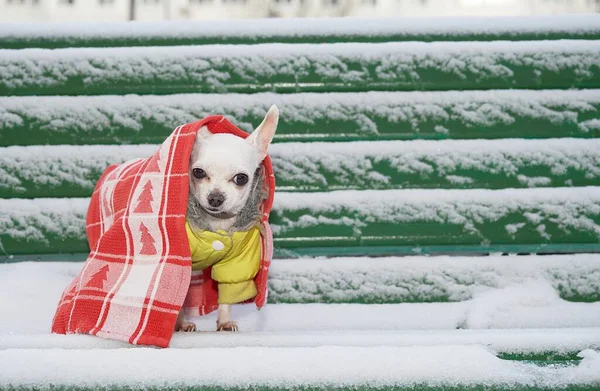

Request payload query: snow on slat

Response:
[269,138,600,191]
[0,144,157,198]
[4,328,600,352]
[1,89,599,146]
[2,254,600,310]
[2,259,599,389]
[271,187,600,246]
[2,346,600,389]
[3,138,600,198]
[0,197,89,251]
[2,187,600,256]
[1,40,599,96]
[267,253,600,304]
[1,14,599,48]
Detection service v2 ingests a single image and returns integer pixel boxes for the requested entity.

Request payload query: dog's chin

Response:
[201,205,237,220]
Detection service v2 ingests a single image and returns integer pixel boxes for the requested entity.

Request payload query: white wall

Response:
[456,0,598,16]
[0,0,129,23]
[348,0,599,18]
[0,0,598,23]
[177,0,270,20]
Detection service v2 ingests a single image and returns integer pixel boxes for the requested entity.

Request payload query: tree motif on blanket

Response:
[66,284,77,297]
[139,222,157,256]
[101,196,111,220]
[146,155,161,173]
[86,265,109,289]
[134,180,154,213]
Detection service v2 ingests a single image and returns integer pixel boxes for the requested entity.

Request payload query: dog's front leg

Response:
[175,309,197,332]
[216,304,238,332]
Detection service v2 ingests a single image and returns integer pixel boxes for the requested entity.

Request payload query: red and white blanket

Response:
[51,115,275,348]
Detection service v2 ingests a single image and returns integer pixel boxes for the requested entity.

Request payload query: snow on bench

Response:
[2,138,600,198]
[1,15,599,391]
[1,40,600,96]
[1,187,600,258]
[1,14,599,48]
[3,345,598,390]
[1,89,599,147]
[1,258,600,389]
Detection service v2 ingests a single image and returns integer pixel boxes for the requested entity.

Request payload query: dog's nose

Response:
[208,192,225,208]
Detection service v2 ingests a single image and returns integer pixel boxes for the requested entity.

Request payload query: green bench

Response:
[1,13,600,391]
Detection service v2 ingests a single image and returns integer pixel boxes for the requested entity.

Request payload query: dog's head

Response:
[188,105,278,221]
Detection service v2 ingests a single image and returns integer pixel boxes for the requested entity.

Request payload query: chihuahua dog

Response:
[175,105,278,333]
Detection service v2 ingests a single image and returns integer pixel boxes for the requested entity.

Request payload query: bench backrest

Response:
[1,14,600,262]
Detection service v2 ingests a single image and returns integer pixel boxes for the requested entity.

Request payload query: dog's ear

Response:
[247,105,279,161]
[196,126,212,141]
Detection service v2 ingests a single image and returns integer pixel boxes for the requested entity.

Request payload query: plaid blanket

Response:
[51,115,275,348]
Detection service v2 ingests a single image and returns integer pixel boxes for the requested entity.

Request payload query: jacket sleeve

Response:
[211,228,262,304]
[186,222,219,271]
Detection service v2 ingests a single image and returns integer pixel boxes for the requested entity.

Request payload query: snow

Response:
[2,13,600,387]
[1,89,598,143]
[271,187,600,238]
[4,328,600,353]
[3,137,599,194]
[517,175,552,187]
[0,198,88,245]
[267,253,600,303]
[109,281,600,330]
[3,346,600,389]
[269,137,600,190]
[582,118,600,132]
[2,187,600,247]
[1,259,600,388]
[0,14,598,41]
[1,40,598,91]
[2,258,600,335]
[0,144,157,194]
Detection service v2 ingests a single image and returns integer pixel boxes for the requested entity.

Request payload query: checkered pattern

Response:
[51,116,275,348]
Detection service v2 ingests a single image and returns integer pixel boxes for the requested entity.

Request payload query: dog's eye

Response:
[233,173,249,186]
[192,168,207,179]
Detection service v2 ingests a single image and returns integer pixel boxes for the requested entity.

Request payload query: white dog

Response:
[176,105,278,333]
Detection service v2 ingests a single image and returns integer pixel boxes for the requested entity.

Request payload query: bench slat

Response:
[1,90,599,147]
[2,139,600,198]
[2,188,599,257]
[1,14,599,49]
[2,343,599,390]
[2,41,599,96]
[267,254,600,303]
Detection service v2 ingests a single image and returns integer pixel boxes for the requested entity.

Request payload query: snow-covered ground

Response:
[1,256,600,388]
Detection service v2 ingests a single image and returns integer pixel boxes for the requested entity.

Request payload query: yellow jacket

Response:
[185,221,261,305]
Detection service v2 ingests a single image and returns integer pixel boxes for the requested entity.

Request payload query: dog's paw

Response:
[216,321,238,332]
[175,321,197,332]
